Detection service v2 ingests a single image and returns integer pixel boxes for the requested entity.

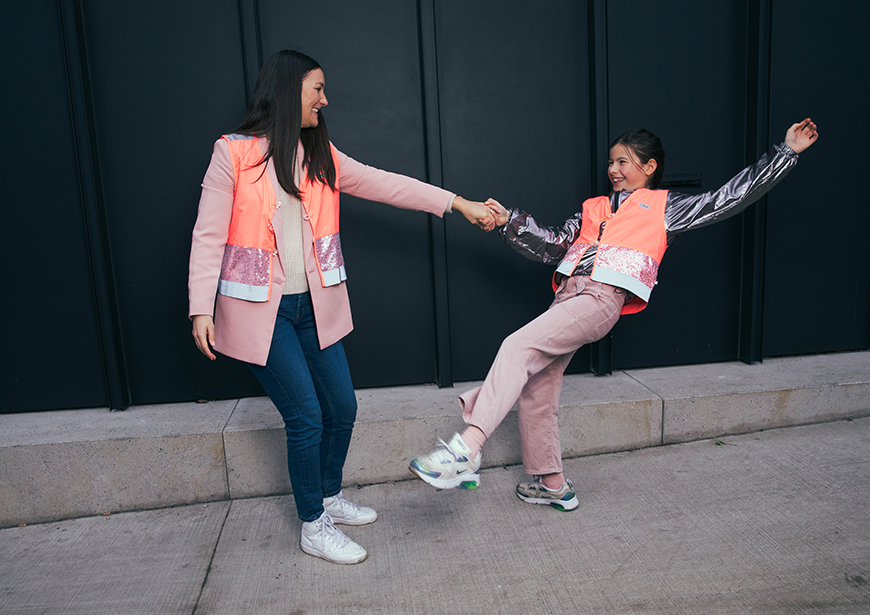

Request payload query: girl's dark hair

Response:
[610,129,665,189]
[232,50,335,199]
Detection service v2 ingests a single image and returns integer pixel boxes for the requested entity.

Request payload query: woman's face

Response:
[608,144,656,192]
[300,68,328,129]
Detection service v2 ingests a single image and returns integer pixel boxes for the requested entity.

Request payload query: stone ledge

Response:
[625,352,870,444]
[1,351,868,527]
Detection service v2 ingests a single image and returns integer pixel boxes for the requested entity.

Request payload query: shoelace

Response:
[319,513,351,548]
[529,475,546,492]
[526,476,569,494]
[433,438,462,462]
[330,493,360,514]
[528,476,559,494]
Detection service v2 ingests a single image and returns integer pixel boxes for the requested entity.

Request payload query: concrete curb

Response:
[2,351,868,527]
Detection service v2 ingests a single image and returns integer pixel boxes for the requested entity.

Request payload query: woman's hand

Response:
[192,314,217,360]
[485,198,510,226]
[785,118,818,153]
[452,196,497,231]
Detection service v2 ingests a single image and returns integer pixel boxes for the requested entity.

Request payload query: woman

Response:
[189,50,495,564]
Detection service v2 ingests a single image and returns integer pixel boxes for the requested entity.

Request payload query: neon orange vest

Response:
[555,189,669,314]
[218,135,343,302]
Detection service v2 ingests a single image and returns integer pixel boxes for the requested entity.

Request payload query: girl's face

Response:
[300,68,328,128]
[608,144,656,191]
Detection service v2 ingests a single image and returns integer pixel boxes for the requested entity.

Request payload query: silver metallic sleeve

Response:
[499,208,584,264]
[665,143,799,235]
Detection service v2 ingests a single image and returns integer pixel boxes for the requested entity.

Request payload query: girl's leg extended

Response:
[249,293,357,522]
[411,278,624,490]
[461,277,624,440]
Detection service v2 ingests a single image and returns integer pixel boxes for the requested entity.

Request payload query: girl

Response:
[410,119,819,511]
[189,50,496,564]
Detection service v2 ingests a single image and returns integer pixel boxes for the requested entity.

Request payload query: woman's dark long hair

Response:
[232,50,336,199]
[610,129,665,189]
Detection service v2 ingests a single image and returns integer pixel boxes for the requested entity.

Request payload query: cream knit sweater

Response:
[279,182,309,295]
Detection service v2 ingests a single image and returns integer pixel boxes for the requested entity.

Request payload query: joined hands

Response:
[485,198,509,226]
[452,196,510,231]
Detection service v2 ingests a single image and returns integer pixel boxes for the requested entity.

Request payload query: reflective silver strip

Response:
[591,268,654,303]
[320,265,348,288]
[556,242,591,276]
[555,260,576,277]
[217,279,270,302]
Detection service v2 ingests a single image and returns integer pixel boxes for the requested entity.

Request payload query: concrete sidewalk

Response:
[1,417,869,614]
[2,351,869,528]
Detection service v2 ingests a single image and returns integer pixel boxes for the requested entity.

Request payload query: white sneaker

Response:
[409,433,481,489]
[300,512,367,564]
[323,490,378,525]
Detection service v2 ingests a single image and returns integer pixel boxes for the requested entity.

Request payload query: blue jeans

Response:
[248,293,357,522]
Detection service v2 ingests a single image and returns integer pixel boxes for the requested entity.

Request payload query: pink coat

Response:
[189,138,453,366]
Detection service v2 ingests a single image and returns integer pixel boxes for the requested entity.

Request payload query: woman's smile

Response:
[300,68,328,128]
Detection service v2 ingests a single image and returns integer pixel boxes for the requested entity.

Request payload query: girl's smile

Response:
[608,143,657,192]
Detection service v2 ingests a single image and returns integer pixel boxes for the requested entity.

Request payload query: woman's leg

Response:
[249,293,357,522]
[292,312,357,501]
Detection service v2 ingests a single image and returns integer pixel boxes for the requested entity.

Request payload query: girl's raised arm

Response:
[664,117,818,234]
[785,118,818,153]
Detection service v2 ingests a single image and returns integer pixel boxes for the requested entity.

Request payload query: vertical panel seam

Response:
[417,0,453,387]
[238,0,262,101]
[588,0,612,376]
[738,0,772,364]
[57,0,131,409]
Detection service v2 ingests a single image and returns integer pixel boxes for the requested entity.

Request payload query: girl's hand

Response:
[453,196,497,232]
[485,198,510,226]
[192,314,217,360]
[785,118,818,153]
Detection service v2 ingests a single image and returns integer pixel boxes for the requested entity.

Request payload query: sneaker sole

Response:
[301,544,368,564]
[515,491,579,511]
[329,513,378,526]
[409,464,480,490]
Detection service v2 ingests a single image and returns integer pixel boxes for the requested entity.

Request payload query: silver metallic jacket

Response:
[500,143,798,277]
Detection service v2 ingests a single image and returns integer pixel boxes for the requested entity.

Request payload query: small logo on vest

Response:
[638,202,650,209]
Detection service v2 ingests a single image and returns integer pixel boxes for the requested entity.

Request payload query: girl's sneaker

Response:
[409,433,481,489]
[515,476,579,511]
[301,512,367,564]
[323,490,378,525]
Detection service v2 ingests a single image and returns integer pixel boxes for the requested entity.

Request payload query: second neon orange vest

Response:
[555,189,669,314]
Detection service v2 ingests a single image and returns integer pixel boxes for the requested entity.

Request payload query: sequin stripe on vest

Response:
[554,189,669,315]
[219,134,277,302]
[298,146,344,288]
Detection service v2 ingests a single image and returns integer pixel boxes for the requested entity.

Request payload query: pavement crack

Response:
[191,501,232,614]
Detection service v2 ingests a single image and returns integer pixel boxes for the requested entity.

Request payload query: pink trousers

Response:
[459,276,626,476]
